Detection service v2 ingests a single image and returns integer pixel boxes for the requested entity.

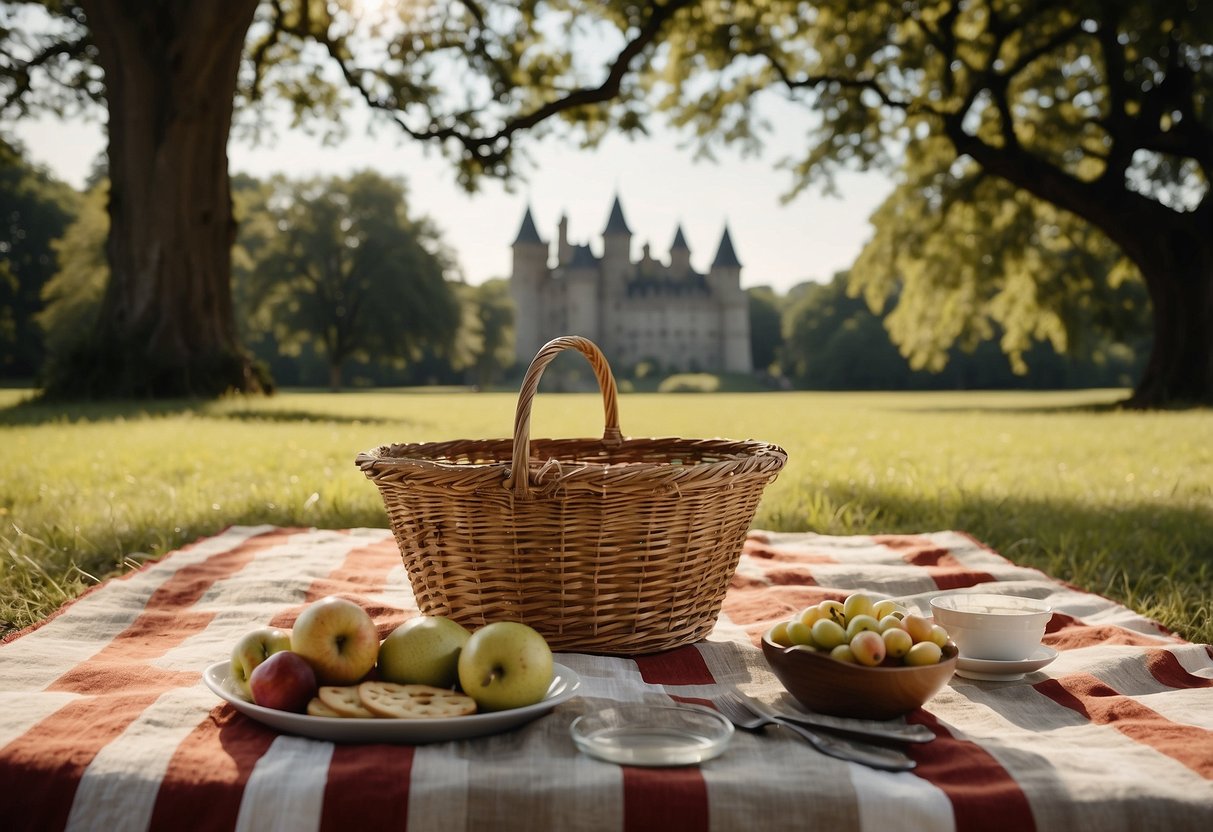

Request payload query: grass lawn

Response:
[2,387,1210,644]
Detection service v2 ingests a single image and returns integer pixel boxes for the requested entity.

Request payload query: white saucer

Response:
[954,646,1059,681]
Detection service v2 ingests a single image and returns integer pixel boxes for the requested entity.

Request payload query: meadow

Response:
[2,386,1210,644]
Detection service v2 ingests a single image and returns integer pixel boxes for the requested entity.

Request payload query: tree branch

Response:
[0,32,92,115]
[304,0,696,174]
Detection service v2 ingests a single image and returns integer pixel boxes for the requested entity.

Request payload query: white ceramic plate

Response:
[954,646,1059,681]
[204,660,581,743]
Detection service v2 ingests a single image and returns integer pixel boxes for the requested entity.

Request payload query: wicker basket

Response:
[356,335,787,655]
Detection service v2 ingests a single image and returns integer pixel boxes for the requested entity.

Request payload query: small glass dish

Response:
[570,704,733,767]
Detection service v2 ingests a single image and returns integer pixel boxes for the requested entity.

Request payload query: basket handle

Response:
[511,336,622,499]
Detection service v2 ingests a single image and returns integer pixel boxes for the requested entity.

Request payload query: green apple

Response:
[230,627,292,698]
[457,621,553,712]
[377,616,471,688]
[291,596,380,685]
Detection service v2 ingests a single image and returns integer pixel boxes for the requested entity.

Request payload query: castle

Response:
[509,197,752,374]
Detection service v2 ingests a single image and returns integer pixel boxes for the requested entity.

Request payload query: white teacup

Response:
[929,593,1052,662]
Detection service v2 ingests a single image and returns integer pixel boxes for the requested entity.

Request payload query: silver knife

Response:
[735,689,936,744]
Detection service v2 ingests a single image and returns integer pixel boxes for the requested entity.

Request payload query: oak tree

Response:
[658,0,1212,406]
[1,0,693,398]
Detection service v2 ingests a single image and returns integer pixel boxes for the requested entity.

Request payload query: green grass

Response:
[2,387,1210,644]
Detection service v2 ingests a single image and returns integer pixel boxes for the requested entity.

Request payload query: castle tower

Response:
[557,213,572,267]
[601,195,632,294]
[509,206,549,367]
[669,224,691,276]
[709,225,752,373]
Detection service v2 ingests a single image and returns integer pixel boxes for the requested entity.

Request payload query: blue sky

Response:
[16,95,892,295]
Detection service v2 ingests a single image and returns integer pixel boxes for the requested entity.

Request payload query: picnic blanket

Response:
[1,526,1210,832]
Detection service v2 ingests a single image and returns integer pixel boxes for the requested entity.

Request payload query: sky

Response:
[13,95,892,295]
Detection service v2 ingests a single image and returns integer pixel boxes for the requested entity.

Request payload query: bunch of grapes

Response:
[769,592,952,667]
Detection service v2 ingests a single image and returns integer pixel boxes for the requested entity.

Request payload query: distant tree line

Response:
[751,273,1148,392]
[4,136,1149,394]
[3,137,515,392]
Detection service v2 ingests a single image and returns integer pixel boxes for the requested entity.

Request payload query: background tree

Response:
[458,278,515,389]
[781,272,1143,391]
[0,137,77,379]
[781,273,915,389]
[746,285,783,373]
[0,0,694,399]
[657,0,1212,407]
[35,180,106,370]
[242,171,458,391]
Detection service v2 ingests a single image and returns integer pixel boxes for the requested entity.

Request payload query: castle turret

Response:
[669,224,691,276]
[601,195,632,292]
[509,206,549,367]
[557,213,572,267]
[709,224,752,373]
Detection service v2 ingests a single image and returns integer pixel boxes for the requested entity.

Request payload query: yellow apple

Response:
[230,627,292,698]
[457,621,553,712]
[377,616,471,688]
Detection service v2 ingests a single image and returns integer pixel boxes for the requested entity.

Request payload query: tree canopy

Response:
[654,0,1212,406]
[3,1,1210,404]
[241,171,459,390]
[0,0,694,398]
[0,137,77,378]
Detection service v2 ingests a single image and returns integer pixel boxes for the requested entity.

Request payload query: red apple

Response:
[248,650,317,713]
[290,596,380,685]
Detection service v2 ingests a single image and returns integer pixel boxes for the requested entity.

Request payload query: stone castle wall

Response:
[510,197,752,374]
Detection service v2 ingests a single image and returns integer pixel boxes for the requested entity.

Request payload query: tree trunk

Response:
[1122,220,1213,408]
[47,0,264,399]
[948,126,1213,409]
[329,362,343,392]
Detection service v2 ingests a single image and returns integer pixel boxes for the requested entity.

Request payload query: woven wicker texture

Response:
[356,336,788,655]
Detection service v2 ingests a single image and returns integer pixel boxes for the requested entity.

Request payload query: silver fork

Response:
[730,688,936,744]
[713,692,917,771]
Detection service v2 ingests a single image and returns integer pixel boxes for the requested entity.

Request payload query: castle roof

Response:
[568,244,599,269]
[712,225,741,268]
[627,270,709,297]
[513,206,543,246]
[670,225,689,251]
[603,196,631,236]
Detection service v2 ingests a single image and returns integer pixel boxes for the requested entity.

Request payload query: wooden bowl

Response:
[761,630,958,720]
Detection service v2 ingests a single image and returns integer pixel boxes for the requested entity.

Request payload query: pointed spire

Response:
[712,225,741,268]
[670,224,689,251]
[603,195,631,236]
[513,206,543,246]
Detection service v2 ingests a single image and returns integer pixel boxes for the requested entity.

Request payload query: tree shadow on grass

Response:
[0,397,404,428]
[900,402,1126,416]
[762,482,1213,639]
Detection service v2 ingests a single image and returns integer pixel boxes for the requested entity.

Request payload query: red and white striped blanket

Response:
[1,526,1210,831]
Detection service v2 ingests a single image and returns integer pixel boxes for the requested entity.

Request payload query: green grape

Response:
[905,641,943,666]
[845,614,881,640]
[796,604,825,627]
[769,621,794,647]
[830,644,857,663]
[820,600,846,627]
[811,618,848,650]
[786,620,818,648]
[850,630,887,666]
[877,614,905,633]
[882,627,913,660]
[842,593,874,621]
[903,614,934,643]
